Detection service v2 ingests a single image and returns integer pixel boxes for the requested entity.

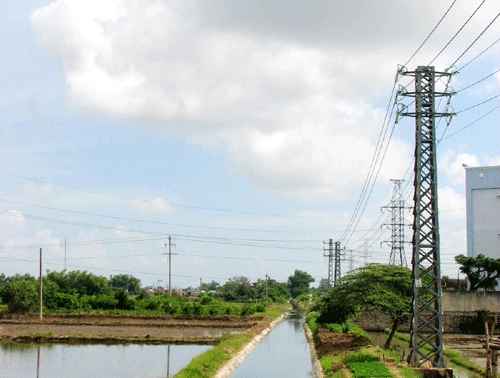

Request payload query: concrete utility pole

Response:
[64,236,67,271]
[265,274,268,302]
[397,65,455,368]
[382,179,411,267]
[165,236,175,296]
[39,248,43,322]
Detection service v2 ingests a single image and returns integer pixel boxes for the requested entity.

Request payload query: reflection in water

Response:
[231,311,314,378]
[0,343,211,378]
[36,346,40,378]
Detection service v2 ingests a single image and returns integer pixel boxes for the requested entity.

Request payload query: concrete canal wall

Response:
[302,317,325,378]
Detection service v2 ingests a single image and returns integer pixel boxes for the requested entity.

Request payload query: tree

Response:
[318,264,412,348]
[315,288,356,333]
[221,276,253,301]
[455,254,500,291]
[109,274,141,295]
[201,280,220,292]
[288,270,315,298]
[0,274,38,313]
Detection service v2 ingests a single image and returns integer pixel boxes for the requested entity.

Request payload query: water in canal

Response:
[230,311,314,378]
[0,342,212,378]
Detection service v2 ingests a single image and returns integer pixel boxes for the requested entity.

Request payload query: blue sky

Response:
[1,0,499,289]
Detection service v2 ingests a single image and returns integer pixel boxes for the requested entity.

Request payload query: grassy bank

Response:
[392,332,485,376]
[173,302,290,378]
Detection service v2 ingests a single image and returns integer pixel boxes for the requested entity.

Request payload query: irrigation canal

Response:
[230,310,314,377]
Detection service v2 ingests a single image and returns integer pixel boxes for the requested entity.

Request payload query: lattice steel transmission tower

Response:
[334,241,341,285]
[323,239,341,287]
[382,179,410,267]
[397,66,455,368]
[323,239,334,287]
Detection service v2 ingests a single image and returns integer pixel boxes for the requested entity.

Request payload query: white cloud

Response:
[130,197,172,214]
[440,151,480,187]
[22,182,55,197]
[486,156,500,166]
[439,186,466,223]
[30,0,500,201]
[0,210,26,232]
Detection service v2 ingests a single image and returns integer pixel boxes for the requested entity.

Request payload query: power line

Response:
[403,0,458,67]
[440,103,500,141]
[0,171,346,220]
[449,11,500,68]
[458,36,500,71]
[428,0,486,66]
[456,93,500,114]
[456,68,500,93]
[340,76,399,243]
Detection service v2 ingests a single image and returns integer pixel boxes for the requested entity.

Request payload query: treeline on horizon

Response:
[0,269,315,316]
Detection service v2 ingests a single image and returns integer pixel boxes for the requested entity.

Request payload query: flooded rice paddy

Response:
[0,342,212,378]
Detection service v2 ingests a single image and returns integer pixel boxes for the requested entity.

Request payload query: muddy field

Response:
[315,330,370,357]
[0,313,262,344]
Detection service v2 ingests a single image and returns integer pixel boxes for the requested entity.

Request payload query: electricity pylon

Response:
[397,65,455,368]
[382,179,411,267]
[323,240,341,287]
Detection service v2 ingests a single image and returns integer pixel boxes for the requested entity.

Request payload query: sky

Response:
[1,0,499,289]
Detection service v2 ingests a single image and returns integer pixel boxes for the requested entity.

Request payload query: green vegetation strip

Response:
[347,361,395,378]
[173,303,290,378]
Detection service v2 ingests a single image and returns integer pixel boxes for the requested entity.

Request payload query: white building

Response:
[465,165,500,259]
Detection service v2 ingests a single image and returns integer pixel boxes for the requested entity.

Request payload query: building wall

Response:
[442,291,500,312]
[466,165,500,259]
[356,292,500,334]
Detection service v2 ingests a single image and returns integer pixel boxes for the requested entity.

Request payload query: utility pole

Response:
[323,239,334,287]
[165,236,175,296]
[382,179,411,267]
[39,248,43,322]
[397,65,455,368]
[64,236,67,271]
[200,278,203,299]
[265,274,268,302]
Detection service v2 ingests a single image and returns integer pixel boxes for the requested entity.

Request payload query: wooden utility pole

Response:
[39,248,43,322]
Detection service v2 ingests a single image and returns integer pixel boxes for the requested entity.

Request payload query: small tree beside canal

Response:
[315,264,412,348]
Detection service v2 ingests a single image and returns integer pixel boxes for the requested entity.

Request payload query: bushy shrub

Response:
[241,304,257,316]
[51,292,81,311]
[90,294,118,310]
[200,294,213,305]
[306,311,320,337]
[345,352,380,363]
[182,302,194,315]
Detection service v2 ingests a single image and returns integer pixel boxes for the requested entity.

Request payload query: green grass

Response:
[399,366,421,378]
[347,361,395,378]
[173,333,253,378]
